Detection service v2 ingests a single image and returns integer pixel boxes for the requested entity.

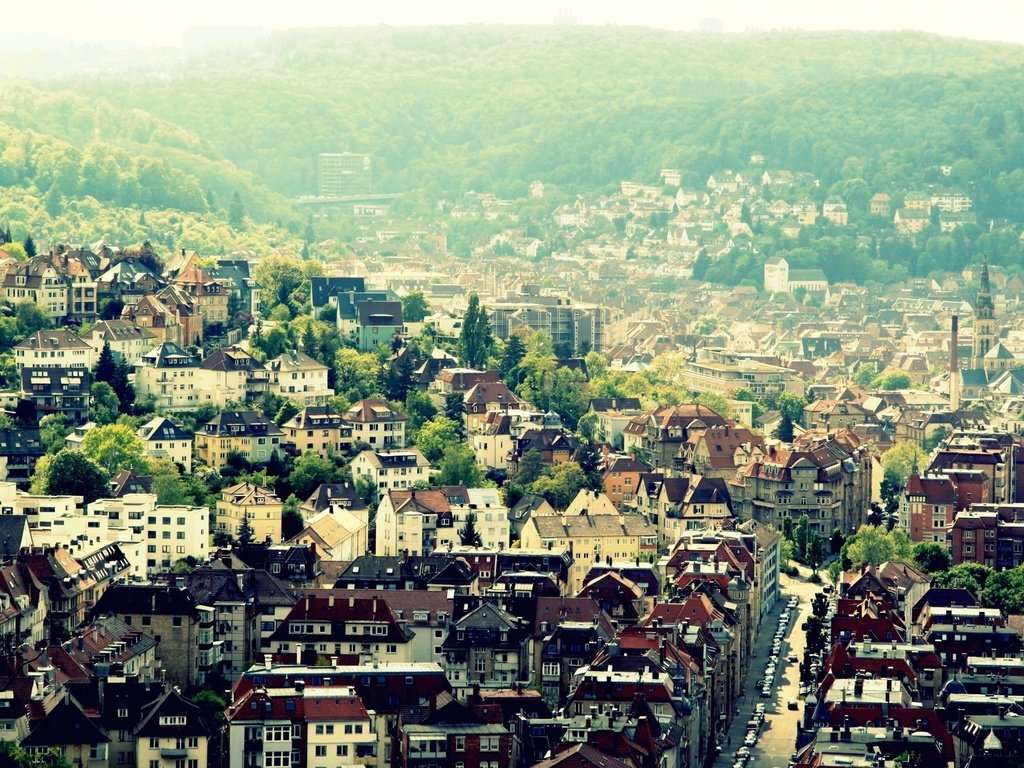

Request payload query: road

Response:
[713,571,822,768]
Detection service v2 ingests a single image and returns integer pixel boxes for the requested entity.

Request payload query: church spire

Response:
[976,253,994,321]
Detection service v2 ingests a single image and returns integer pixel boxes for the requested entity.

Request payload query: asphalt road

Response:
[713,571,822,768]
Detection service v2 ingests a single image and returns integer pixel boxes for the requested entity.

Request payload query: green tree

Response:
[842,524,913,569]
[776,392,807,423]
[458,511,483,547]
[516,449,545,486]
[404,389,437,438]
[443,392,465,436]
[500,333,527,386]
[238,512,255,545]
[334,348,381,401]
[288,453,340,500]
[532,461,588,510]
[416,416,461,464]
[40,450,110,505]
[923,426,952,452]
[694,392,733,419]
[22,235,36,258]
[793,514,810,561]
[576,441,603,491]
[912,542,952,574]
[434,443,484,487]
[932,562,994,595]
[872,371,912,390]
[881,442,927,487]
[14,302,49,336]
[81,423,147,475]
[94,341,117,384]
[807,532,824,571]
[150,458,189,505]
[89,381,121,425]
[772,412,795,442]
[0,742,71,768]
[228,191,245,228]
[282,494,304,539]
[458,292,492,368]
[401,291,430,322]
[38,413,72,454]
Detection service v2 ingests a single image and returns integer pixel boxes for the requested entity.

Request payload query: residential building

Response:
[623,403,729,469]
[266,592,416,665]
[0,428,45,487]
[90,584,214,688]
[355,300,403,351]
[171,250,230,326]
[134,688,212,768]
[196,345,270,406]
[120,294,191,347]
[441,602,530,694]
[680,348,804,401]
[587,397,644,448]
[20,367,90,423]
[949,505,1024,569]
[731,431,872,538]
[344,398,408,448]
[267,350,334,404]
[79,320,158,364]
[195,411,285,469]
[14,329,95,372]
[519,494,658,592]
[228,683,376,768]
[282,405,354,457]
[217,482,284,543]
[133,342,202,413]
[137,416,193,473]
[351,449,430,493]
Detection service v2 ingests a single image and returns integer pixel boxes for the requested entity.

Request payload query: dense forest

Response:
[5,27,1024,271]
[57,28,1024,203]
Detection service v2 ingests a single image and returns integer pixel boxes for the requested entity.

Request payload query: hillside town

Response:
[1,158,1024,768]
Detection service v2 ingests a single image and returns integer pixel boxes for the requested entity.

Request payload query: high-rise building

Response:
[317,152,372,196]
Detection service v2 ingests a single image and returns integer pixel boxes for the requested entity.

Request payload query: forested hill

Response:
[53,26,1024,204]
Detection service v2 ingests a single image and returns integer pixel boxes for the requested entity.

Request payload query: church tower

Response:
[973,255,996,368]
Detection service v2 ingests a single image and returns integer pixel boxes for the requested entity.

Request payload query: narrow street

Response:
[713,571,821,768]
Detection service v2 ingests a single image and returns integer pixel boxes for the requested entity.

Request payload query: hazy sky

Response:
[7,1,1024,48]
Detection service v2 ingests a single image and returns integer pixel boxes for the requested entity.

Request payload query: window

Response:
[481,736,500,751]
[315,746,327,757]
[336,745,349,757]
[455,736,466,752]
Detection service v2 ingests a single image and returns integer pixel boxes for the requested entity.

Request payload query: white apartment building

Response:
[266,350,334,405]
[350,449,430,493]
[133,342,202,412]
[88,494,210,579]
[14,329,96,372]
[137,416,194,474]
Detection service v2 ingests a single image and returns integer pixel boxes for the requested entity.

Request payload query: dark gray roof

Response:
[138,417,191,442]
[310,276,367,308]
[357,300,403,326]
[0,516,28,558]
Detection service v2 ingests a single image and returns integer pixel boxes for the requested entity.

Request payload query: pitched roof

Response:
[137,417,191,442]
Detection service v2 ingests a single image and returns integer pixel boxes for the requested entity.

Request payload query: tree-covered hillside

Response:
[57,27,1024,204]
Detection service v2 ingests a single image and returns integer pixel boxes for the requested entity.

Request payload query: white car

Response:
[744,734,757,747]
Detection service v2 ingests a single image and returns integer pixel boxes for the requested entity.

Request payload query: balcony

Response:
[161,748,188,758]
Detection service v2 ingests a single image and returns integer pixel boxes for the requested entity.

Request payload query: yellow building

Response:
[195,410,285,469]
[281,405,353,457]
[217,482,283,543]
[519,490,658,592]
[133,688,211,768]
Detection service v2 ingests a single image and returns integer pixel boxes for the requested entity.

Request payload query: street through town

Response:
[713,571,822,768]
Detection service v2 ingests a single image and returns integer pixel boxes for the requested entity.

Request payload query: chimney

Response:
[950,315,960,412]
